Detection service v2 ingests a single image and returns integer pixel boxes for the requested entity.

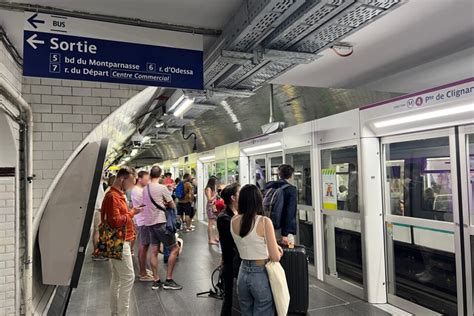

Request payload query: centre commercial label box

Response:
[23,12,204,90]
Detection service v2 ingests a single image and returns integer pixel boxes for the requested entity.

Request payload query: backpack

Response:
[175,182,185,199]
[263,183,290,229]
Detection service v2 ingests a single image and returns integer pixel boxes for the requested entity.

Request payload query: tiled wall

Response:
[2,37,145,314]
[0,41,21,316]
[21,78,144,213]
[0,177,16,315]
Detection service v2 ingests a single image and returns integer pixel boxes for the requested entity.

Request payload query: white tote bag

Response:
[266,261,290,316]
[262,216,290,316]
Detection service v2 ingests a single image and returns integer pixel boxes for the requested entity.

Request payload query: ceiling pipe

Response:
[182,126,197,152]
[0,76,34,316]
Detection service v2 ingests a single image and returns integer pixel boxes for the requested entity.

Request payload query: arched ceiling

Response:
[130,84,401,166]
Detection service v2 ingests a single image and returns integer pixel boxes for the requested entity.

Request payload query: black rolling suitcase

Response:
[280,246,309,315]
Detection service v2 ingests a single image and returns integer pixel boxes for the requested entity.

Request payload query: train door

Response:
[460,125,474,316]
[319,141,365,298]
[382,127,471,316]
[286,149,315,268]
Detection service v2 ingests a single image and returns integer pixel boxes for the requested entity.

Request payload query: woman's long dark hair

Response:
[238,184,264,238]
[205,177,217,192]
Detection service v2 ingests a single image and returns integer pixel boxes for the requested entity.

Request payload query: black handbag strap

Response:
[147,185,167,212]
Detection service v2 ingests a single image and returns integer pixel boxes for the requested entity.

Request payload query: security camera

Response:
[132,140,142,147]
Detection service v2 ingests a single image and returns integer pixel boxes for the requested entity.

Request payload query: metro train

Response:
[158,78,474,316]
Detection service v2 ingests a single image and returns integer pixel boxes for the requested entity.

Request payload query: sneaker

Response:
[92,255,108,262]
[163,279,183,290]
[139,274,154,282]
[151,280,164,290]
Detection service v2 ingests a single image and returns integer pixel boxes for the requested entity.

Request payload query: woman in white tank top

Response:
[231,185,282,316]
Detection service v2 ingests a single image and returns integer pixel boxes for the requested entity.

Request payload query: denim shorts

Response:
[237,260,275,316]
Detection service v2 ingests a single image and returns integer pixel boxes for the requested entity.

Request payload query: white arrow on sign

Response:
[27,34,45,49]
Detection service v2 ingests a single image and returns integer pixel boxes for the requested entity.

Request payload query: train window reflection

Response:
[384,137,453,222]
[320,146,359,213]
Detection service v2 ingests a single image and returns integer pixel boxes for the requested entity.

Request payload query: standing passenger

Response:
[131,170,154,281]
[216,183,241,315]
[177,173,195,232]
[264,164,297,246]
[162,172,174,191]
[142,166,183,291]
[205,177,219,245]
[231,185,282,316]
[101,167,143,316]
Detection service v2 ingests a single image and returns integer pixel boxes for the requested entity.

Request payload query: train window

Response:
[270,156,283,181]
[320,146,359,213]
[255,158,266,192]
[384,137,453,222]
[286,152,312,206]
[216,160,226,186]
[227,159,239,184]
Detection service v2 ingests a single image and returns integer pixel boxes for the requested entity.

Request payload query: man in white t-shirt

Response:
[131,170,152,281]
[142,165,182,290]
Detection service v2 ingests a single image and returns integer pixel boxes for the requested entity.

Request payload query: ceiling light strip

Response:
[373,104,474,128]
[243,142,282,153]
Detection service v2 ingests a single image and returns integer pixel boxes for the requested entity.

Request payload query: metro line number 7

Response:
[49,63,61,73]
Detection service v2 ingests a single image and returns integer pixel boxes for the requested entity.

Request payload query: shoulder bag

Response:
[147,185,177,235]
[94,204,127,260]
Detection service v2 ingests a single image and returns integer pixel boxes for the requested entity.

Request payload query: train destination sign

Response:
[23,12,203,90]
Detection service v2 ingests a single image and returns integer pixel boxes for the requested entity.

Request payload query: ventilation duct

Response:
[204,0,403,93]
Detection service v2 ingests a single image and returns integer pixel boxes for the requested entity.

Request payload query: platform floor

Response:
[67,221,392,316]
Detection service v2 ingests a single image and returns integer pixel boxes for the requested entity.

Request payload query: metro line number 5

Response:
[50,53,61,63]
